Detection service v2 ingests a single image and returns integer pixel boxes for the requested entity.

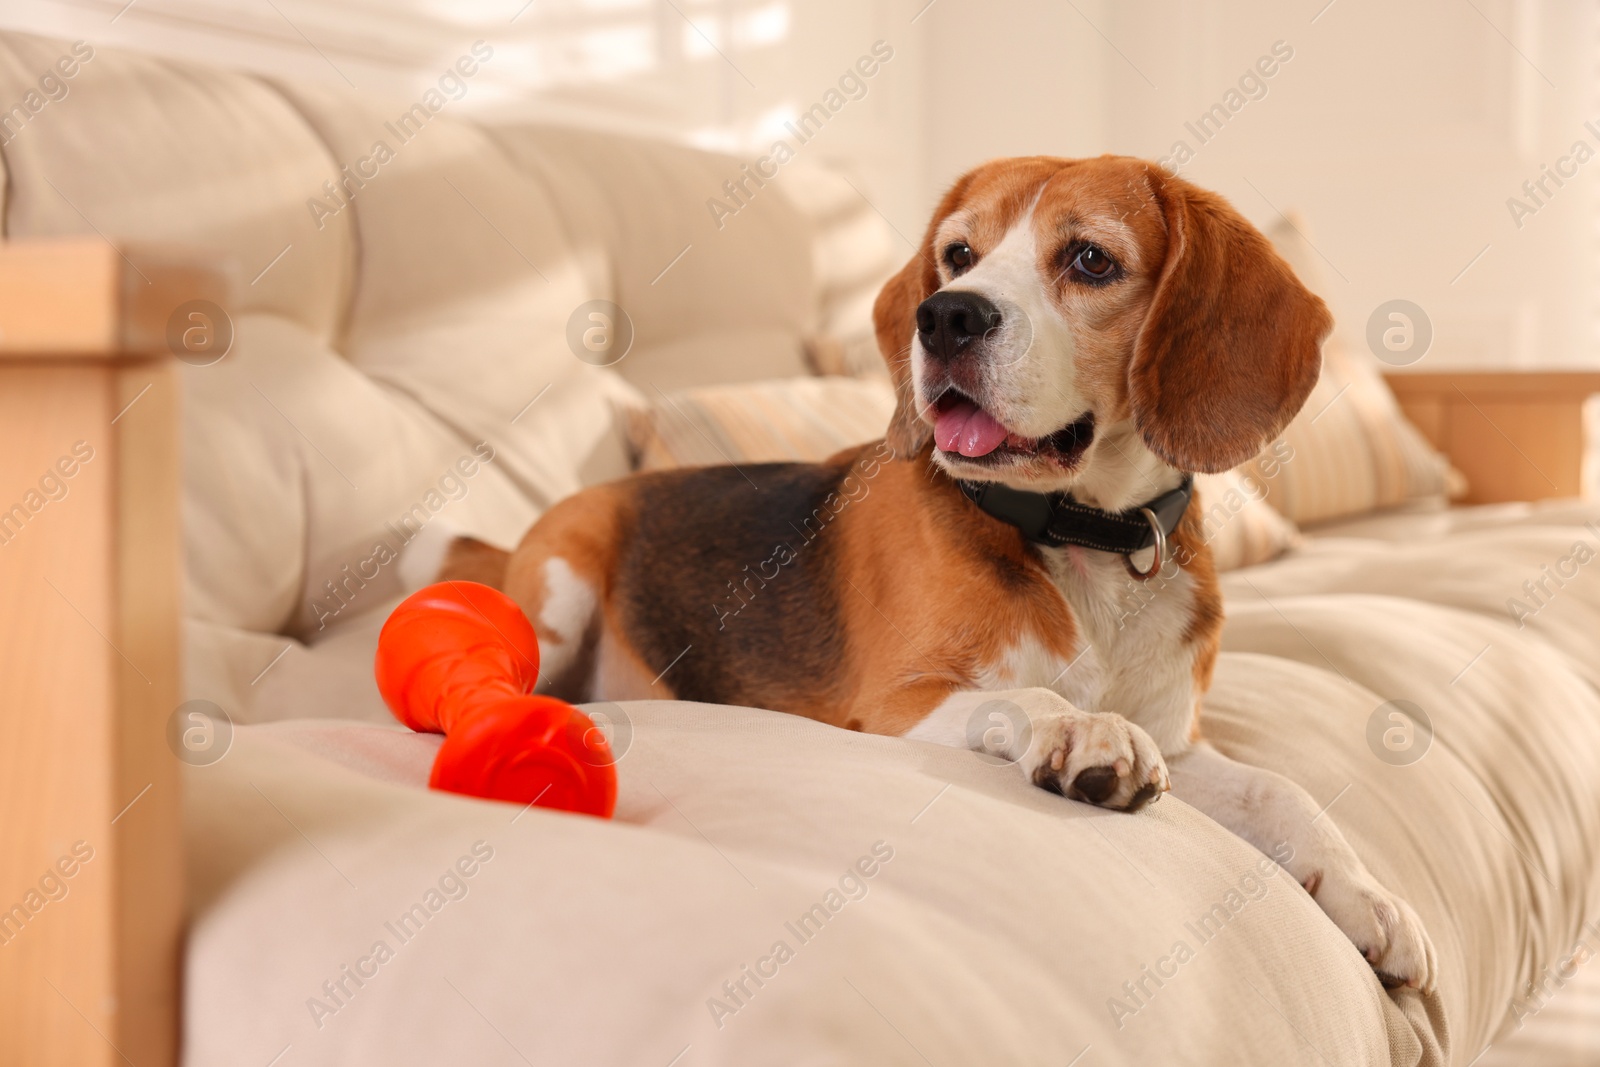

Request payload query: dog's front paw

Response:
[1023,708,1169,811]
[1306,866,1437,992]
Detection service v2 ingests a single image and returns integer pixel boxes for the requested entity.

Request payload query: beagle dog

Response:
[436,155,1436,991]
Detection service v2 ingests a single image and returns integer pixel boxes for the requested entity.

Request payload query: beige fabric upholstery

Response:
[0,31,837,651]
[1303,495,1600,543]
[1194,468,1303,571]
[1480,961,1600,1066]
[182,504,1600,1064]
[276,84,643,510]
[0,34,353,339]
[780,162,900,377]
[186,708,1407,1066]
[1221,514,1600,1057]
[183,313,538,637]
[490,123,817,390]
[185,604,395,732]
[0,27,859,649]
[627,375,898,469]
[1249,340,1455,525]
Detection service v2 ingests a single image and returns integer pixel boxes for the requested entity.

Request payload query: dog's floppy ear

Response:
[1130,169,1330,473]
[874,171,983,458]
[873,251,937,457]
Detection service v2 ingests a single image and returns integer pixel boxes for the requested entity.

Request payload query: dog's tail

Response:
[398,521,512,592]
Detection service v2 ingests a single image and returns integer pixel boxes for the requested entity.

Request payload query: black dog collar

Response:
[957,475,1194,578]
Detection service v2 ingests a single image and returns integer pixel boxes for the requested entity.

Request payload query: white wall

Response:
[904,0,1600,369]
[4,0,1593,368]
[1107,0,1600,370]
[913,0,1110,224]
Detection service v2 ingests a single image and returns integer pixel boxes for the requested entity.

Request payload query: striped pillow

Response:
[1255,216,1457,524]
[628,376,898,469]
[1241,340,1454,525]
[1194,468,1303,571]
[627,377,1299,571]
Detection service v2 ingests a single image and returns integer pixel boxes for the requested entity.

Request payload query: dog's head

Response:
[874,156,1330,494]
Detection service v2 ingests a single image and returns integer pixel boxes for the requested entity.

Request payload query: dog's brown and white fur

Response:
[434,156,1436,990]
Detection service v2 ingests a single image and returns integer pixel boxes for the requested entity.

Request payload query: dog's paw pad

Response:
[1314,870,1437,993]
[1072,766,1119,803]
[1023,710,1168,812]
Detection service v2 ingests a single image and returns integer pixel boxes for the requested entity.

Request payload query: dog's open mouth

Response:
[931,390,1095,468]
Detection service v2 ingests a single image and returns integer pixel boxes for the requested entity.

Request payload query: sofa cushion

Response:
[489,123,816,390]
[0,31,353,340]
[276,84,642,509]
[1193,468,1303,571]
[184,313,537,639]
[627,375,897,469]
[780,162,900,377]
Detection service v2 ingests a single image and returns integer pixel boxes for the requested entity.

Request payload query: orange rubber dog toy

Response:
[374,581,617,818]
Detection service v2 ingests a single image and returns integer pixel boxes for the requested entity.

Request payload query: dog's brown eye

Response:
[1071,244,1117,281]
[944,242,973,273]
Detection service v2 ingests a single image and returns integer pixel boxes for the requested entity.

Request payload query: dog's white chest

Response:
[974,630,1104,709]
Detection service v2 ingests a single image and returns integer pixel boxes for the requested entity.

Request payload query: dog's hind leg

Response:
[498,488,629,702]
[521,555,600,698]
[1167,743,1438,992]
[411,524,601,699]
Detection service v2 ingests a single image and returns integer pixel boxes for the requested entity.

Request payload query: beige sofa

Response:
[3,29,1599,1067]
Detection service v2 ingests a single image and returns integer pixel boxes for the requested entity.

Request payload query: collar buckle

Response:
[958,475,1193,579]
[1123,506,1168,580]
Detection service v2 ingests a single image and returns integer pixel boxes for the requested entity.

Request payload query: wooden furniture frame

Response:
[1385,370,1600,505]
[0,238,221,1067]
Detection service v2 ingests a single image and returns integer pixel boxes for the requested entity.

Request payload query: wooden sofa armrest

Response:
[1384,370,1600,505]
[0,237,224,1067]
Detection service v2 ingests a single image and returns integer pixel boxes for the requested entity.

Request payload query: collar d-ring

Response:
[1123,506,1167,581]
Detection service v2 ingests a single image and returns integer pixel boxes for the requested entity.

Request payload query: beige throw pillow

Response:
[1254,216,1458,524]
[627,377,1299,571]
[628,376,898,469]
[1194,468,1304,571]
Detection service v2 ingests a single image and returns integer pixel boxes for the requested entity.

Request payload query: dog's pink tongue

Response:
[934,399,1009,457]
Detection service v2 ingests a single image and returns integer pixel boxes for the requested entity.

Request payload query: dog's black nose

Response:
[916,291,1001,361]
